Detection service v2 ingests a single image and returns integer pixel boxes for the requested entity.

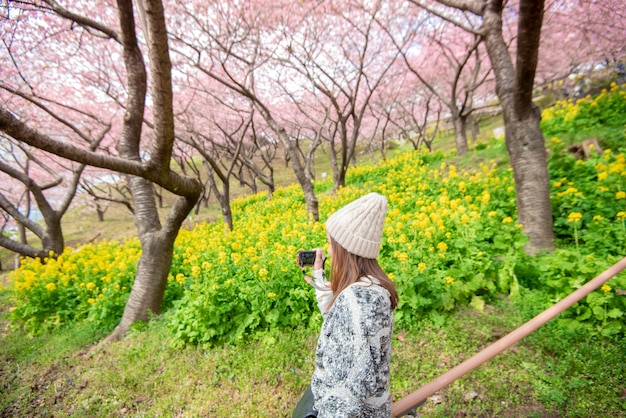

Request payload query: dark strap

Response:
[292,385,317,418]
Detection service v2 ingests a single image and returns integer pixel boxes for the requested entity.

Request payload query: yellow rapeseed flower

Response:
[394,251,409,263]
[176,273,185,285]
[557,187,579,197]
[417,262,427,272]
[436,242,448,252]
[267,292,277,298]
[191,265,201,278]
[601,284,611,293]
[443,276,455,285]
[567,212,583,223]
[45,282,56,292]
[502,217,514,223]
[617,212,626,221]
[616,191,626,200]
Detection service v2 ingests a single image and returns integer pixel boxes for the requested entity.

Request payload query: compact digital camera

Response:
[297,250,317,267]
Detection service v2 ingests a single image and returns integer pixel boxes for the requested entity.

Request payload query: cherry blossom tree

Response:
[178,104,254,231]
[537,0,626,88]
[79,173,134,221]
[384,14,492,156]
[235,117,279,199]
[0,0,202,340]
[408,0,555,253]
[389,89,443,151]
[168,0,323,220]
[277,0,405,190]
[0,134,99,258]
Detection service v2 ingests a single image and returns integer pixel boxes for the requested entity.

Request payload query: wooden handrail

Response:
[392,256,626,417]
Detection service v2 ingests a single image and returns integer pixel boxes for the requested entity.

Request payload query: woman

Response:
[298,192,399,417]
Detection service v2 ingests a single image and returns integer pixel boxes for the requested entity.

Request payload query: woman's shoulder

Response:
[329,281,393,333]
[336,279,391,309]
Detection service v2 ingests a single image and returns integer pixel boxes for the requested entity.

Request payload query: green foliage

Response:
[7,240,143,334]
[547,138,626,252]
[541,83,626,150]
[514,251,626,337]
[529,86,626,336]
[4,88,626,346]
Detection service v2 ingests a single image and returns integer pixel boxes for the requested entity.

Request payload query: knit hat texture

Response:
[325,192,388,259]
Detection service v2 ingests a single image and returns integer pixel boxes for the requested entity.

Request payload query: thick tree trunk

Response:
[328,141,340,192]
[42,217,65,256]
[291,145,319,221]
[333,167,347,192]
[219,185,233,231]
[267,120,319,221]
[506,112,555,252]
[18,224,28,246]
[202,160,234,230]
[451,113,469,156]
[469,114,480,142]
[97,207,105,222]
[104,176,197,342]
[105,228,175,341]
[482,0,554,254]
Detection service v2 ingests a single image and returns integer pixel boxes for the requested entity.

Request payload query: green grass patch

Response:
[2,294,624,416]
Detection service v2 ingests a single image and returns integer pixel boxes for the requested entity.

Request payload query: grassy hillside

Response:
[1,87,625,416]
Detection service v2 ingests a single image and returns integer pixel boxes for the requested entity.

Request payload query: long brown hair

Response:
[327,236,398,312]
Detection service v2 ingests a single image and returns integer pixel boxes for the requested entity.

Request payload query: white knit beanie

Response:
[325,192,388,259]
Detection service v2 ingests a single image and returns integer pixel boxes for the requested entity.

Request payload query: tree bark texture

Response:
[108,225,176,340]
[101,0,201,341]
[263,115,319,221]
[482,0,554,253]
[452,112,469,156]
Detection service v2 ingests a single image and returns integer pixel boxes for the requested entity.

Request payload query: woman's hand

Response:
[313,248,325,271]
[300,248,332,313]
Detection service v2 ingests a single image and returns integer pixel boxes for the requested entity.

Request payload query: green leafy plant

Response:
[5,88,626,344]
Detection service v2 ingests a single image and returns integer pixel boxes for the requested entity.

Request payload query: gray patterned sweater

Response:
[311,278,393,417]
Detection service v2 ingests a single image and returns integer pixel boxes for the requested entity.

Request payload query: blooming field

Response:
[8,240,142,333]
[6,87,626,345]
[165,153,526,346]
[541,82,626,148]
